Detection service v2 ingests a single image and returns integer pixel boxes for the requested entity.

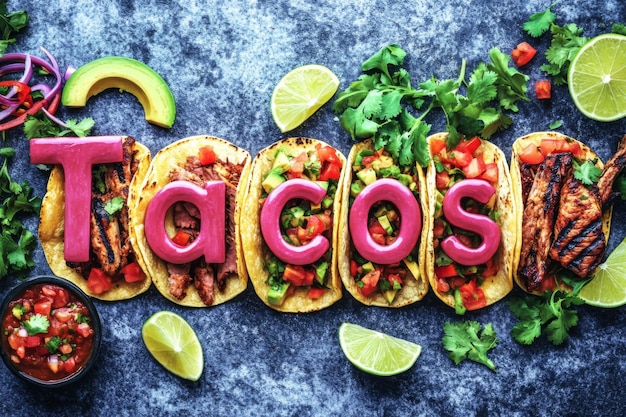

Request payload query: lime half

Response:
[338,322,422,376]
[568,33,626,122]
[579,239,626,307]
[142,311,204,381]
[270,64,339,133]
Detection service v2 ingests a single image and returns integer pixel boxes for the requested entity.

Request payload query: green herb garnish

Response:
[442,320,498,372]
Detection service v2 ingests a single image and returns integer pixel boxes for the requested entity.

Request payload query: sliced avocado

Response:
[356,167,377,185]
[62,56,176,128]
[272,150,292,173]
[383,289,398,304]
[361,262,375,273]
[350,181,364,198]
[315,181,329,191]
[377,214,394,235]
[397,173,413,187]
[315,261,329,285]
[262,171,286,193]
[434,190,444,218]
[268,282,290,305]
[321,196,333,209]
[281,206,306,228]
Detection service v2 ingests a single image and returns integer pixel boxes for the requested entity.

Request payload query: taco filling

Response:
[429,136,505,313]
[260,144,343,305]
[514,134,626,293]
[66,136,147,294]
[162,146,246,305]
[346,147,423,304]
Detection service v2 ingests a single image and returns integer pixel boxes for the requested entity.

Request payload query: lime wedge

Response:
[338,322,422,376]
[579,238,626,307]
[270,64,339,133]
[568,33,626,122]
[141,311,204,381]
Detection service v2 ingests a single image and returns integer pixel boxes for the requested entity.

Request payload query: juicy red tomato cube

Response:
[535,80,551,99]
[511,41,537,67]
[34,300,52,317]
[86,268,112,295]
[121,261,146,283]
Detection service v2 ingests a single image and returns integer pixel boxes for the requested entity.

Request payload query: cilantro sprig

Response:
[333,44,529,166]
[0,0,28,56]
[0,147,41,279]
[23,313,50,335]
[24,113,95,139]
[509,290,585,346]
[442,320,498,372]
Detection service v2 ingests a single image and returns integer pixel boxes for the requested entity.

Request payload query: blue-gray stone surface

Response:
[2,0,626,416]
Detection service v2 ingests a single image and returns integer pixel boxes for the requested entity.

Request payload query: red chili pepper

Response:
[0,98,46,131]
[0,80,32,106]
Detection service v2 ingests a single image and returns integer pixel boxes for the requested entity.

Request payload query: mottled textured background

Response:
[2,0,626,416]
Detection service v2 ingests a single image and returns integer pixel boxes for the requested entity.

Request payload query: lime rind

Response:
[338,322,422,376]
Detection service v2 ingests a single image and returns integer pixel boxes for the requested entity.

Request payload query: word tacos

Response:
[336,139,429,307]
[241,138,345,313]
[37,136,152,300]
[511,132,625,294]
[129,135,251,307]
[425,133,516,313]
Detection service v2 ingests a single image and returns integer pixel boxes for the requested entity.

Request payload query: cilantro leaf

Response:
[24,113,95,139]
[573,159,602,185]
[523,3,557,37]
[44,336,63,354]
[549,119,563,129]
[104,196,125,217]
[540,23,588,85]
[612,23,626,36]
[0,2,28,56]
[509,290,584,346]
[442,321,498,372]
[23,313,50,335]
[361,44,406,81]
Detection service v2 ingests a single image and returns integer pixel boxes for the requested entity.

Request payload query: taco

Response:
[425,133,515,312]
[336,139,429,307]
[510,131,624,294]
[128,135,251,307]
[38,136,152,301]
[241,138,345,313]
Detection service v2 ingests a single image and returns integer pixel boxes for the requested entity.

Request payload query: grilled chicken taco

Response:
[128,135,251,307]
[336,139,429,307]
[511,132,625,294]
[39,136,152,301]
[241,138,345,313]
[425,133,515,312]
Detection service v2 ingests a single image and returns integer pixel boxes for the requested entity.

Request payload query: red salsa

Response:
[1,283,96,382]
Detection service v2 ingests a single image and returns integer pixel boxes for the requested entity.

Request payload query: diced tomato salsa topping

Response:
[430,136,500,312]
[517,137,584,165]
[1,283,95,382]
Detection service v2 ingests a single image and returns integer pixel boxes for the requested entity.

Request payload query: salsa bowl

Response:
[0,275,102,388]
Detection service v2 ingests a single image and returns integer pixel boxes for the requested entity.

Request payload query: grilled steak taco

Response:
[38,136,152,301]
[510,132,625,294]
[425,133,515,312]
[336,139,429,307]
[241,138,345,313]
[128,135,251,307]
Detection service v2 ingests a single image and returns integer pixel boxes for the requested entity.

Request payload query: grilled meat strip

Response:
[164,155,245,305]
[549,175,605,277]
[519,162,538,205]
[598,135,626,207]
[167,263,192,300]
[71,137,139,278]
[518,152,573,291]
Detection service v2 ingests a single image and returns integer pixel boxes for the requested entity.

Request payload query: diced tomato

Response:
[569,141,583,158]
[535,80,551,99]
[63,357,76,374]
[462,154,486,178]
[368,219,387,236]
[433,219,446,238]
[120,261,146,283]
[8,333,21,350]
[536,275,558,293]
[307,287,326,299]
[24,336,41,348]
[539,139,560,157]
[449,276,467,289]
[316,144,341,164]
[51,288,70,309]
[455,136,482,154]
[435,276,450,293]
[361,154,377,168]
[435,264,458,279]
[518,143,544,164]
[430,137,447,156]
[479,163,499,183]
[34,300,52,317]
[76,323,92,338]
[282,265,314,286]
[198,145,216,165]
[387,273,403,287]
[172,230,191,246]
[86,268,112,295]
[482,256,499,277]
[350,260,358,277]
[458,279,486,311]
[436,170,450,190]
[511,41,537,67]
[287,161,304,179]
[319,161,341,181]
[41,285,57,298]
[298,215,327,243]
[452,150,473,167]
[359,269,381,297]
